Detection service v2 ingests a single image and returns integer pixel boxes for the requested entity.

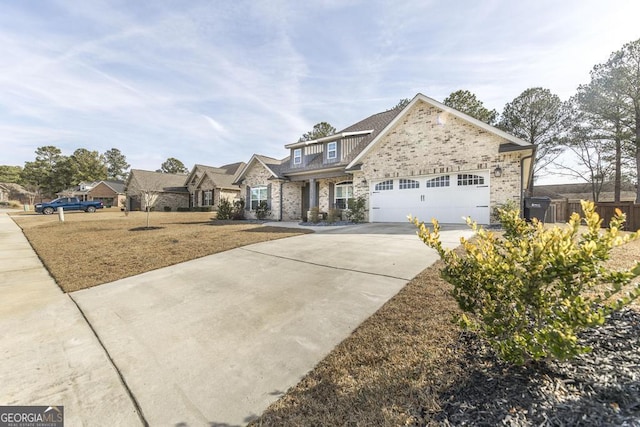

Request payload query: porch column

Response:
[309,178,317,208]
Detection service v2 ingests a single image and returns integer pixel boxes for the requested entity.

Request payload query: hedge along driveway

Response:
[70,224,474,426]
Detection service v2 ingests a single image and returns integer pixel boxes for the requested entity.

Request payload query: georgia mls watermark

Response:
[0,406,63,427]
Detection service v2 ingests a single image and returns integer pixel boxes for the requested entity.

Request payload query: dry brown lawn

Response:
[11,209,310,292]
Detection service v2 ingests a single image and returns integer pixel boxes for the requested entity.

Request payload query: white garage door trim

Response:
[369,172,490,224]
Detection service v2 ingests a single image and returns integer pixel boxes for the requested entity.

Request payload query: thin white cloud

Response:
[0,0,639,178]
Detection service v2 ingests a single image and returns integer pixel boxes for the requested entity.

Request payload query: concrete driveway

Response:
[71,222,471,426]
[0,211,472,426]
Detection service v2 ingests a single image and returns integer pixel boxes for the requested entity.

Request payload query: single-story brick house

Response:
[125,169,190,211]
[58,180,126,208]
[0,182,34,205]
[233,93,535,224]
[185,162,245,209]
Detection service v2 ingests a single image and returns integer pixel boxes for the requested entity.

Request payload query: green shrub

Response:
[347,196,366,223]
[255,200,270,220]
[232,199,245,220]
[309,207,320,223]
[163,206,172,212]
[217,199,233,220]
[412,200,640,365]
[198,206,212,212]
[177,207,190,212]
[327,208,341,224]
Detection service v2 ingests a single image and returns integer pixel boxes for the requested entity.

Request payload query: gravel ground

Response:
[435,309,640,426]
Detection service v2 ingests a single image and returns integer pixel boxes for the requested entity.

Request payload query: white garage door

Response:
[370,173,490,224]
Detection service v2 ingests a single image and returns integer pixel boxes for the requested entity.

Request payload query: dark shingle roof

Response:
[128,169,188,192]
[338,107,404,147]
[277,108,405,175]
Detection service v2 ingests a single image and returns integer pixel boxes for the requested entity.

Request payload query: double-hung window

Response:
[334,181,353,209]
[293,148,302,165]
[203,190,213,206]
[327,141,337,160]
[250,186,268,210]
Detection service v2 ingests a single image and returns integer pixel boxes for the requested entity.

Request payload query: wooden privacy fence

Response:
[563,201,640,230]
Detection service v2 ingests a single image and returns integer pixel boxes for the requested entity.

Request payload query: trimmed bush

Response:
[412,200,640,365]
[327,208,341,224]
[309,207,320,224]
[217,199,233,220]
[163,206,172,212]
[347,196,366,223]
[255,200,270,220]
[177,207,190,212]
[232,199,245,220]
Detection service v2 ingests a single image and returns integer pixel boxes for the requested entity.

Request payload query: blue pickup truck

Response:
[35,197,104,215]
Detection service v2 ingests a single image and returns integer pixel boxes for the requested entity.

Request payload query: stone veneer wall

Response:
[359,100,528,222]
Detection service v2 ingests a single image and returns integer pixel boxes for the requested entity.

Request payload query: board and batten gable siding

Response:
[359,100,524,215]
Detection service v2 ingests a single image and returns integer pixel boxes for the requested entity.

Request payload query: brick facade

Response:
[242,163,280,220]
[358,100,527,222]
[236,95,532,224]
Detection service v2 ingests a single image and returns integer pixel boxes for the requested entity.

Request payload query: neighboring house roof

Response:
[186,163,246,191]
[101,180,126,194]
[58,180,126,196]
[0,182,30,194]
[347,93,533,169]
[126,169,189,193]
[533,182,637,202]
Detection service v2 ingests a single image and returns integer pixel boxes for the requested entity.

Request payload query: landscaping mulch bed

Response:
[252,247,640,427]
[437,308,640,426]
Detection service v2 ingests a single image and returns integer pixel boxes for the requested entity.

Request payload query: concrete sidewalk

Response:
[0,211,142,425]
[1,210,472,426]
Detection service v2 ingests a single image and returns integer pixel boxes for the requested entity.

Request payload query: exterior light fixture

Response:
[493,166,503,177]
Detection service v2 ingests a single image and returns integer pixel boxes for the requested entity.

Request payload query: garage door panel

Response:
[370,174,490,224]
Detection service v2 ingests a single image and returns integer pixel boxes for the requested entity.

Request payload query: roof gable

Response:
[233,155,285,184]
[347,93,533,169]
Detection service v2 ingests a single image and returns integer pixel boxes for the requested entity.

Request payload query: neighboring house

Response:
[125,170,189,211]
[58,180,126,208]
[185,162,245,209]
[0,183,33,205]
[533,182,637,223]
[234,93,535,224]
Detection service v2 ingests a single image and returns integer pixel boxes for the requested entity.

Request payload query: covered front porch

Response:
[286,174,355,222]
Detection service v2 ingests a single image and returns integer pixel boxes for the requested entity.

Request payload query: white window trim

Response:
[327,141,337,160]
[334,181,353,209]
[293,148,302,165]
[250,186,268,210]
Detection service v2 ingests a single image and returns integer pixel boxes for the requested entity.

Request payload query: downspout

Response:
[520,146,536,218]
[279,181,283,221]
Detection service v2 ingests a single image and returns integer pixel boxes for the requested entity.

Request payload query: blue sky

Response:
[1,0,639,182]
